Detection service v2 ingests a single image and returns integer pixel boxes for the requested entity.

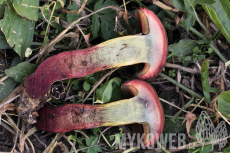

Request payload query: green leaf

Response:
[91,15,100,38]
[0,0,7,4]
[92,146,102,152]
[66,3,81,23]
[92,0,118,40]
[0,57,20,102]
[110,135,115,140]
[72,80,79,90]
[188,144,212,153]
[185,13,195,33]
[168,39,198,59]
[96,77,122,103]
[66,13,81,23]
[0,77,18,102]
[201,59,220,103]
[223,146,230,153]
[86,137,93,146]
[0,4,5,18]
[210,29,221,41]
[187,0,215,7]
[203,0,230,44]
[56,0,66,10]
[184,0,215,19]
[218,91,230,120]
[172,0,186,12]
[83,81,90,91]
[79,145,87,152]
[12,0,39,21]
[0,31,11,49]
[0,4,35,59]
[5,62,37,83]
[163,118,186,143]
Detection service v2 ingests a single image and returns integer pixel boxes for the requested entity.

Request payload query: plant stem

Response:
[192,6,209,35]
[174,96,194,119]
[163,10,230,68]
[159,73,203,99]
[44,2,56,44]
[209,43,227,63]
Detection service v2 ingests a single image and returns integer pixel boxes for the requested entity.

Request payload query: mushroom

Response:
[35,80,164,147]
[18,7,167,124]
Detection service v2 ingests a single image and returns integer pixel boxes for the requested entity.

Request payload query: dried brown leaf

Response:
[182,112,196,139]
[175,13,180,26]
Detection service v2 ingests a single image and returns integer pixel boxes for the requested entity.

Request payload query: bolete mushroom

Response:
[35,80,164,147]
[18,7,167,124]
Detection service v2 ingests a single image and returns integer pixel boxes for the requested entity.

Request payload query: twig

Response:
[26,138,35,153]
[75,24,90,47]
[159,98,188,113]
[188,104,215,112]
[216,110,230,126]
[38,6,117,59]
[33,133,47,148]
[77,0,87,15]
[82,68,119,103]
[62,133,77,153]
[74,130,89,138]
[152,0,179,12]
[0,75,9,85]
[11,117,20,153]
[0,120,16,135]
[97,126,112,145]
[165,62,200,74]
[43,133,62,153]
[191,97,204,112]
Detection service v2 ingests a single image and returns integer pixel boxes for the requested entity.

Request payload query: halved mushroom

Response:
[35,80,164,147]
[17,7,167,124]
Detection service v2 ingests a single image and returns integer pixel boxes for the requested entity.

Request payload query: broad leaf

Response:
[56,0,66,10]
[187,0,215,7]
[185,13,195,33]
[83,81,90,91]
[5,62,37,83]
[0,57,20,102]
[0,77,18,102]
[218,91,230,120]
[66,2,81,23]
[172,0,186,12]
[0,31,11,49]
[0,4,35,59]
[92,0,117,40]
[13,0,39,21]
[0,0,7,4]
[201,59,220,103]
[168,39,198,59]
[184,0,215,20]
[0,4,5,18]
[203,0,230,44]
[163,118,186,143]
[91,14,100,38]
[96,77,122,103]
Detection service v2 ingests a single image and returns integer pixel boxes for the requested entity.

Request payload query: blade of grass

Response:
[159,73,203,99]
